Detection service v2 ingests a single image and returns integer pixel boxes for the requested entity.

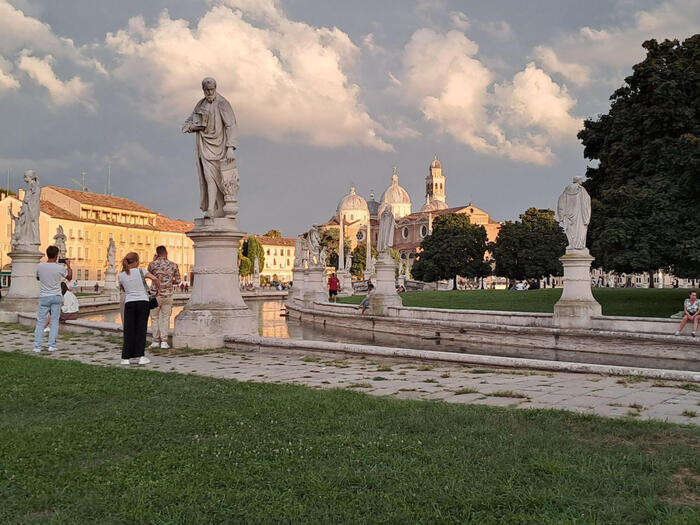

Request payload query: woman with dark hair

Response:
[118,252,160,365]
[676,290,699,337]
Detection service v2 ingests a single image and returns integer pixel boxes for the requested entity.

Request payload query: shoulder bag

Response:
[140,269,159,310]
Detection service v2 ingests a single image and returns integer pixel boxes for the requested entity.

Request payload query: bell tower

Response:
[425,155,446,205]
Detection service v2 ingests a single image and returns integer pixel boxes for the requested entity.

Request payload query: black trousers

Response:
[122,300,149,359]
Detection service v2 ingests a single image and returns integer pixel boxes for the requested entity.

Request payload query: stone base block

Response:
[372,252,402,315]
[554,300,602,329]
[172,306,256,349]
[303,267,327,307]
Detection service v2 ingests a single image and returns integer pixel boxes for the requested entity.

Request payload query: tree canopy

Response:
[350,244,377,278]
[490,208,567,280]
[411,214,491,289]
[242,236,265,272]
[321,228,350,269]
[263,229,282,238]
[578,35,699,280]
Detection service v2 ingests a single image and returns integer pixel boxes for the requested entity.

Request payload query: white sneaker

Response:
[150,342,160,348]
[675,331,681,336]
[33,347,41,353]
[138,356,150,365]
[160,342,170,349]
[43,327,50,333]
[48,347,57,352]
[120,359,130,365]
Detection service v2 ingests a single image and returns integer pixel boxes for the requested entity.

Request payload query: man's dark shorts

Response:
[329,290,338,300]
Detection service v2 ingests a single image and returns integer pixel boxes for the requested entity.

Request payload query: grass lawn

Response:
[340,288,694,318]
[1,353,698,522]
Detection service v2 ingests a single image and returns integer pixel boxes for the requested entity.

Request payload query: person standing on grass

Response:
[675,290,699,337]
[119,252,160,365]
[328,272,340,302]
[147,245,181,350]
[33,245,72,353]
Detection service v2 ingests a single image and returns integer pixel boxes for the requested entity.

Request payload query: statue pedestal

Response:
[173,217,256,349]
[288,267,305,307]
[554,249,601,329]
[337,269,353,297]
[0,247,43,316]
[103,268,119,302]
[303,266,327,307]
[371,252,402,315]
[252,272,260,289]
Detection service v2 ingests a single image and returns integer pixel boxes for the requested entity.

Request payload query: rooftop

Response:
[44,186,156,215]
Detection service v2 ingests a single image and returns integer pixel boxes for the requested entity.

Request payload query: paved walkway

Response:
[2,323,698,425]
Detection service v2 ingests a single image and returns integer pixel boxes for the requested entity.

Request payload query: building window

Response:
[356,230,364,242]
[84,270,89,281]
[402,227,409,239]
[287,259,290,266]
[98,231,102,242]
[77,269,82,280]
[400,252,407,259]
[85,247,90,260]
[97,270,101,281]
[420,225,428,238]
[77,247,82,259]
[69,229,74,239]
[266,249,270,255]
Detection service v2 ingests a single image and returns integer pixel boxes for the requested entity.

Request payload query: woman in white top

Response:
[676,290,699,337]
[118,252,160,365]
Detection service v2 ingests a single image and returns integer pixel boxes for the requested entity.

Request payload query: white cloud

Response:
[534,0,699,84]
[449,11,470,31]
[398,29,581,165]
[0,55,19,93]
[106,4,391,151]
[17,51,95,110]
[362,33,384,55]
[532,45,592,86]
[480,20,514,41]
[0,0,104,73]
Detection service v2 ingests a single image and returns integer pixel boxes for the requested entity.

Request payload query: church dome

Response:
[337,186,369,213]
[430,155,441,169]
[380,168,411,206]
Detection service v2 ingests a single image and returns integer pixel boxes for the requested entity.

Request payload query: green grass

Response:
[1,353,698,522]
[340,288,694,318]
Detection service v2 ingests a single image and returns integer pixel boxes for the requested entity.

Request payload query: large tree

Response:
[578,35,699,282]
[321,228,350,269]
[242,236,265,271]
[263,229,282,238]
[490,208,567,281]
[350,244,377,278]
[411,214,491,289]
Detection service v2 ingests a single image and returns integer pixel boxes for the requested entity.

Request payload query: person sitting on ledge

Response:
[675,290,699,337]
[357,283,374,316]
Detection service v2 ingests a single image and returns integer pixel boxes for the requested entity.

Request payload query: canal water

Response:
[81,298,698,372]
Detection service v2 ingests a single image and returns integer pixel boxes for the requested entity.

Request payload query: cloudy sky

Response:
[0,0,697,235]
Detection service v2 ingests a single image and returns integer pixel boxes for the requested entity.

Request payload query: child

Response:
[357,283,374,315]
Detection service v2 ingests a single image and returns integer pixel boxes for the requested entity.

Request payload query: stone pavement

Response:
[2,323,698,425]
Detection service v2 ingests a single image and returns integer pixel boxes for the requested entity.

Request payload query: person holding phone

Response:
[33,245,72,352]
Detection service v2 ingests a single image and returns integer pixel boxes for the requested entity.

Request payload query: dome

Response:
[430,154,441,169]
[380,168,411,206]
[366,191,380,216]
[337,186,369,213]
[421,195,448,212]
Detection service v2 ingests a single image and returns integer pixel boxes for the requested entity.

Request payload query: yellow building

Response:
[243,235,296,283]
[0,186,194,287]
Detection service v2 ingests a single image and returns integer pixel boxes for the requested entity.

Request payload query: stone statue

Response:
[253,256,260,276]
[376,204,395,253]
[106,236,116,271]
[182,77,239,219]
[319,245,327,268]
[10,170,40,250]
[294,235,304,267]
[307,226,321,266]
[404,261,410,280]
[53,225,67,258]
[557,176,591,251]
[345,252,352,270]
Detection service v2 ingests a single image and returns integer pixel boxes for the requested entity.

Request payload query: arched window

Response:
[401,227,409,239]
[420,225,428,238]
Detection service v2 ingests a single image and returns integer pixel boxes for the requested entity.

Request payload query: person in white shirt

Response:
[33,245,72,352]
[118,252,160,365]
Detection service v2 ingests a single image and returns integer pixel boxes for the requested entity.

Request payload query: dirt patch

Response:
[665,468,700,507]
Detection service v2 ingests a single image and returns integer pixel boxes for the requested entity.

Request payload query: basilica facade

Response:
[323,156,502,270]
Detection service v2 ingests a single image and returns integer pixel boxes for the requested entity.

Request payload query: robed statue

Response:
[376,205,395,253]
[53,226,67,258]
[182,77,239,219]
[557,176,591,251]
[307,226,321,267]
[10,170,40,250]
[294,235,305,267]
[106,236,116,271]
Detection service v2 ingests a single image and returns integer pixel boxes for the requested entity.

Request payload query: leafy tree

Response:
[411,214,491,289]
[238,255,252,277]
[578,36,700,282]
[321,228,350,269]
[242,236,265,272]
[263,229,282,238]
[490,208,567,280]
[350,244,377,278]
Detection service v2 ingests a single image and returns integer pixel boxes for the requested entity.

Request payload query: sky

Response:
[0,0,697,236]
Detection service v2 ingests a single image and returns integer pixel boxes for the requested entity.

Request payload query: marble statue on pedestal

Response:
[557,176,591,251]
[377,205,395,254]
[106,236,116,272]
[53,226,67,258]
[345,252,352,271]
[294,236,304,267]
[10,170,40,250]
[182,77,239,220]
[307,226,322,267]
